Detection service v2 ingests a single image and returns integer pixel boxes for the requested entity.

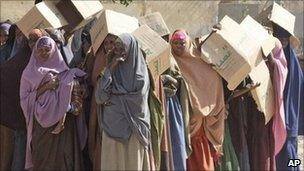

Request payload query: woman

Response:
[170,30,226,170]
[87,34,117,170]
[273,23,304,171]
[20,36,87,170]
[0,22,16,171]
[95,33,150,170]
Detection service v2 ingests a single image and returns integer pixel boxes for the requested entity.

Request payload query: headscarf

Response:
[276,42,303,170]
[20,36,86,169]
[171,30,187,41]
[9,25,27,59]
[46,28,74,65]
[0,23,11,35]
[273,25,304,138]
[0,23,15,63]
[0,28,47,129]
[269,39,288,155]
[170,30,225,153]
[0,41,31,130]
[95,33,150,147]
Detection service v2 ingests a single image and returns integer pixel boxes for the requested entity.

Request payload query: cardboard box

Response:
[132,25,171,79]
[139,12,170,37]
[90,10,139,54]
[201,15,263,90]
[255,2,300,48]
[56,0,103,32]
[16,1,68,38]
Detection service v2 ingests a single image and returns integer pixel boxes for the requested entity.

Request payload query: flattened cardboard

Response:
[139,12,170,37]
[90,10,139,54]
[132,25,171,79]
[249,61,275,124]
[16,1,68,38]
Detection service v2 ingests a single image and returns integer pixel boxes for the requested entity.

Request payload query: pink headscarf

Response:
[171,30,187,42]
[20,37,87,169]
[270,39,288,155]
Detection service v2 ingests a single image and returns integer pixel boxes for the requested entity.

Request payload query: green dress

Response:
[216,120,240,171]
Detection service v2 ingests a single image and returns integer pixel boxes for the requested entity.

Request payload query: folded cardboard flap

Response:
[56,0,103,33]
[139,12,170,37]
[132,25,171,79]
[16,1,68,38]
[90,10,139,54]
[240,15,276,57]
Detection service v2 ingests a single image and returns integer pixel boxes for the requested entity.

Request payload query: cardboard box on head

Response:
[139,12,170,37]
[132,25,171,80]
[56,0,103,33]
[16,1,68,38]
[255,2,300,48]
[90,10,139,55]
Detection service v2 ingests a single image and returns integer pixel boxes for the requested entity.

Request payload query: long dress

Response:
[187,125,215,170]
[276,44,303,171]
[167,95,187,170]
[216,121,240,171]
[31,114,83,170]
[227,92,250,170]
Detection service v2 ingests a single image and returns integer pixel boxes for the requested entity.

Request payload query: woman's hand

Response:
[190,113,203,137]
[45,76,60,91]
[109,57,125,71]
[36,75,60,99]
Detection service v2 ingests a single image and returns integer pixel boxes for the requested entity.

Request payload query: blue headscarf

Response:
[95,33,150,146]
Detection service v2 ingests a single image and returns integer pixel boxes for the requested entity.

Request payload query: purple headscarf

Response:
[20,36,87,169]
[0,23,11,35]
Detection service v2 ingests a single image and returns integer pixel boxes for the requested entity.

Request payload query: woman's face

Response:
[113,39,126,58]
[278,37,289,49]
[171,39,188,56]
[36,46,52,62]
[103,35,117,54]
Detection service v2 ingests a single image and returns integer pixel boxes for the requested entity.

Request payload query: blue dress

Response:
[276,44,304,171]
[167,95,187,170]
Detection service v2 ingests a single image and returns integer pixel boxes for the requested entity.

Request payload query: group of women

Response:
[0,8,304,171]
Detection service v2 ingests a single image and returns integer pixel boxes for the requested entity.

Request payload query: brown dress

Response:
[31,114,83,171]
[0,125,14,170]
